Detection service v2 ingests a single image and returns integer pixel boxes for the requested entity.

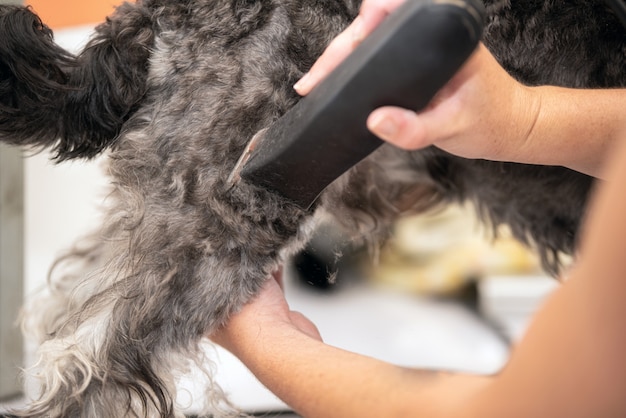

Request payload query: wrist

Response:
[484,79,543,165]
[508,84,543,164]
[519,86,625,178]
[216,305,320,363]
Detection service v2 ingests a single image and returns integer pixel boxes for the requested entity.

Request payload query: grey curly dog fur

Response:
[0,0,624,416]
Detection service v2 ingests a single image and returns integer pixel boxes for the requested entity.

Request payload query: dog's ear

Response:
[0,4,154,161]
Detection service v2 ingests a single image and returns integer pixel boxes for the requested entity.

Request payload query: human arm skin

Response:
[364,48,626,179]
[295,0,626,179]
[211,273,491,418]
[473,137,626,417]
[211,137,626,417]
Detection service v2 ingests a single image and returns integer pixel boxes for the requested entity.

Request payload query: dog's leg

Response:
[18,195,312,417]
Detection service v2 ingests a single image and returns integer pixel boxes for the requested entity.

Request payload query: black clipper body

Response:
[231,0,486,209]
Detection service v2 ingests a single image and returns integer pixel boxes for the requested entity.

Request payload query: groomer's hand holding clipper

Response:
[295,0,542,164]
[364,44,543,163]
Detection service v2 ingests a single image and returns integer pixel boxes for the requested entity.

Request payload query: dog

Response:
[0,0,624,416]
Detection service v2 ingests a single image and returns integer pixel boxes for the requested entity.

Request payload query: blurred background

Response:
[0,1,560,416]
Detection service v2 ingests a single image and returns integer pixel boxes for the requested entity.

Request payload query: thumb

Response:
[288,310,323,342]
[367,107,431,150]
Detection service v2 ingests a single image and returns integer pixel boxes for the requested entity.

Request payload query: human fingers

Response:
[293,17,362,95]
[210,272,322,356]
[367,107,429,150]
[357,0,407,39]
[366,83,467,151]
[208,276,287,352]
[367,45,534,161]
[294,0,406,95]
[365,44,489,150]
[289,311,323,342]
[272,267,284,290]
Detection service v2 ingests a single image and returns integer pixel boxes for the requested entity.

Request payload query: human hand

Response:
[294,0,541,163]
[210,269,322,359]
[364,45,540,161]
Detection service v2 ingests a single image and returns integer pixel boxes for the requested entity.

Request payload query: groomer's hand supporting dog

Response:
[211,269,322,354]
[211,1,626,417]
[295,0,625,179]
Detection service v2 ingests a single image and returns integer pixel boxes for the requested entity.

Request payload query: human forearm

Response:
[212,278,489,418]
[468,126,626,418]
[233,320,489,418]
[513,86,626,178]
[474,138,626,417]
